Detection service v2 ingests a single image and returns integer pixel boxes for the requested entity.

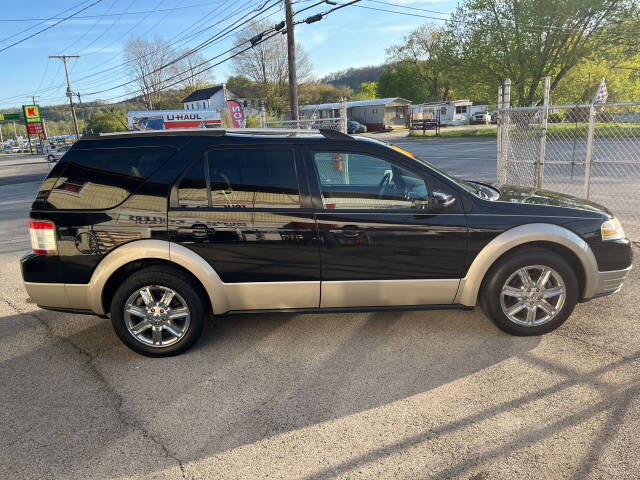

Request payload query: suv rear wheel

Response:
[481,249,578,335]
[110,267,206,356]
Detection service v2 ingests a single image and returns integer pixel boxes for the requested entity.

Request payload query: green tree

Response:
[87,108,128,134]
[377,64,430,102]
[387,24,456,101]
[351,82,378,100]
[299,82,349,105]
[449,0,639,105]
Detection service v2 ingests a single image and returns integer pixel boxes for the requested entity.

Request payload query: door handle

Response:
[341,225,362,238]
[178,224,210,238]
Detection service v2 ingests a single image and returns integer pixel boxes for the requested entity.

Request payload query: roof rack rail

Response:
[78,127,355,140]
[318,129,354,140]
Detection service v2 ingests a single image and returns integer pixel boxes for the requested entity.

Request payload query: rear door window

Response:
[176,148,301,209]
[45,146,176,210]
[208,148,300,208]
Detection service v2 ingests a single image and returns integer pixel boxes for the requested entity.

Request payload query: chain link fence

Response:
[498,81,640,240]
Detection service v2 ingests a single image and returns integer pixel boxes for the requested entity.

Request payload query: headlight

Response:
[601,217,626,241]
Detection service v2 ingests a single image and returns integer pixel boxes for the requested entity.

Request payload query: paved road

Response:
[394,136,498,183]
[1,145,640,479]
[0,154,53,186]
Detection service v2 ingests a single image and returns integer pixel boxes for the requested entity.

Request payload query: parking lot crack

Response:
[0,297,188,479]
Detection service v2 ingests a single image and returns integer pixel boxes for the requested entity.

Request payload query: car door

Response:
[305,145,468,308]
[168,144,320,311]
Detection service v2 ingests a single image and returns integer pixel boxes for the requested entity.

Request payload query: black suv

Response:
[22,129,633,356]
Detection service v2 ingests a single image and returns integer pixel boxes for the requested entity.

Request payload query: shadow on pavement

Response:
[3,306,541,471]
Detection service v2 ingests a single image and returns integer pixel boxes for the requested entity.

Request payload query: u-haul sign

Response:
[127,109,222,131]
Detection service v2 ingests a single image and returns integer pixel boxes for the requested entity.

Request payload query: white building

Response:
[182,85,230,110]
[411,100,475,125]
[299,98,412,131]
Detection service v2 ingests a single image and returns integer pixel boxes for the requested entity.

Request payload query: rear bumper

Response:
[23,281,92,312]
[590,266,632,299]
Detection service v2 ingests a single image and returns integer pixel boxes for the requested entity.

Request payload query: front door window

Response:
[311,151,429,210]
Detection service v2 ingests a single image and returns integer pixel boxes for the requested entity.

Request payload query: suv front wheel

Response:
[481,249,579,335]
[110,266,206,356]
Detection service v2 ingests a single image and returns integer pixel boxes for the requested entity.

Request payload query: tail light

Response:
[29,220,57,254]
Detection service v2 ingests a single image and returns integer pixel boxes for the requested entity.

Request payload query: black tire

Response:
[47,154,55,162]
[481,248,578,336]
[110,266,206,357]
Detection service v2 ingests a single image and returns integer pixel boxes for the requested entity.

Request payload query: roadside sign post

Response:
[23,104,43,155]
[0,112,21,145]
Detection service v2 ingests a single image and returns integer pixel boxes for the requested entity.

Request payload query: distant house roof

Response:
[412,99,472,108]
[181,85,224,103]
[299,97,411,111]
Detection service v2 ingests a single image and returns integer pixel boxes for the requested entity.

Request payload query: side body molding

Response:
[88,240,229,315]
[455,223,599,306]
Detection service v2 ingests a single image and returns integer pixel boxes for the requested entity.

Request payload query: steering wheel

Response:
[377,171,392,198]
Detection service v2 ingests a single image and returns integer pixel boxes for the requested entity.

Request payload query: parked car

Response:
[471,111,491,124]
[491,111,498,124]
[21,129,633,356]
[3,145,13,153]
[45,145,70,162]
[347,120,367,134]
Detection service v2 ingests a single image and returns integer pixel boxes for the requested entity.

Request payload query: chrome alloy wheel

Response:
[123,285,191,347]
[500,265,566,327]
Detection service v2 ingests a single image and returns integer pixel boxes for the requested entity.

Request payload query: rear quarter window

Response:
[43,146,176,210]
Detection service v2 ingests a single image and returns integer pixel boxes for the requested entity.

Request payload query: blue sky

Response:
[0,0,458,109]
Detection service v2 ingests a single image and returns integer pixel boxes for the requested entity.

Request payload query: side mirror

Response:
[430,191,455,208]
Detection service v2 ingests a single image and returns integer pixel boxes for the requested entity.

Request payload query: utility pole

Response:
[49,55,80,139]
[284,0,299,121]
[77,92,87,134]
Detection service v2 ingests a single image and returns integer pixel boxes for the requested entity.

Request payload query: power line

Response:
[98,30,283,104]
[0,0,326,108]
[365,0,449,16]
[0,0,92,42]
[0,0,245,102]
[0,1,230,22]
[359,1,640,38]
[0,0,104,53]
[95,0,363,106]
[62,0,245,83]
[60,0,120,55]
[74,0,330,95]
[81,0,281,97]
[73,0,137,56]
[64,1,260,96]
[31,5,284,104]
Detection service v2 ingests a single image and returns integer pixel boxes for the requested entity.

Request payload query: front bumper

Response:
[591,266,632,298]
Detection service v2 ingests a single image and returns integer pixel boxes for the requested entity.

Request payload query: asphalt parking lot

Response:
[1,146,639,479]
